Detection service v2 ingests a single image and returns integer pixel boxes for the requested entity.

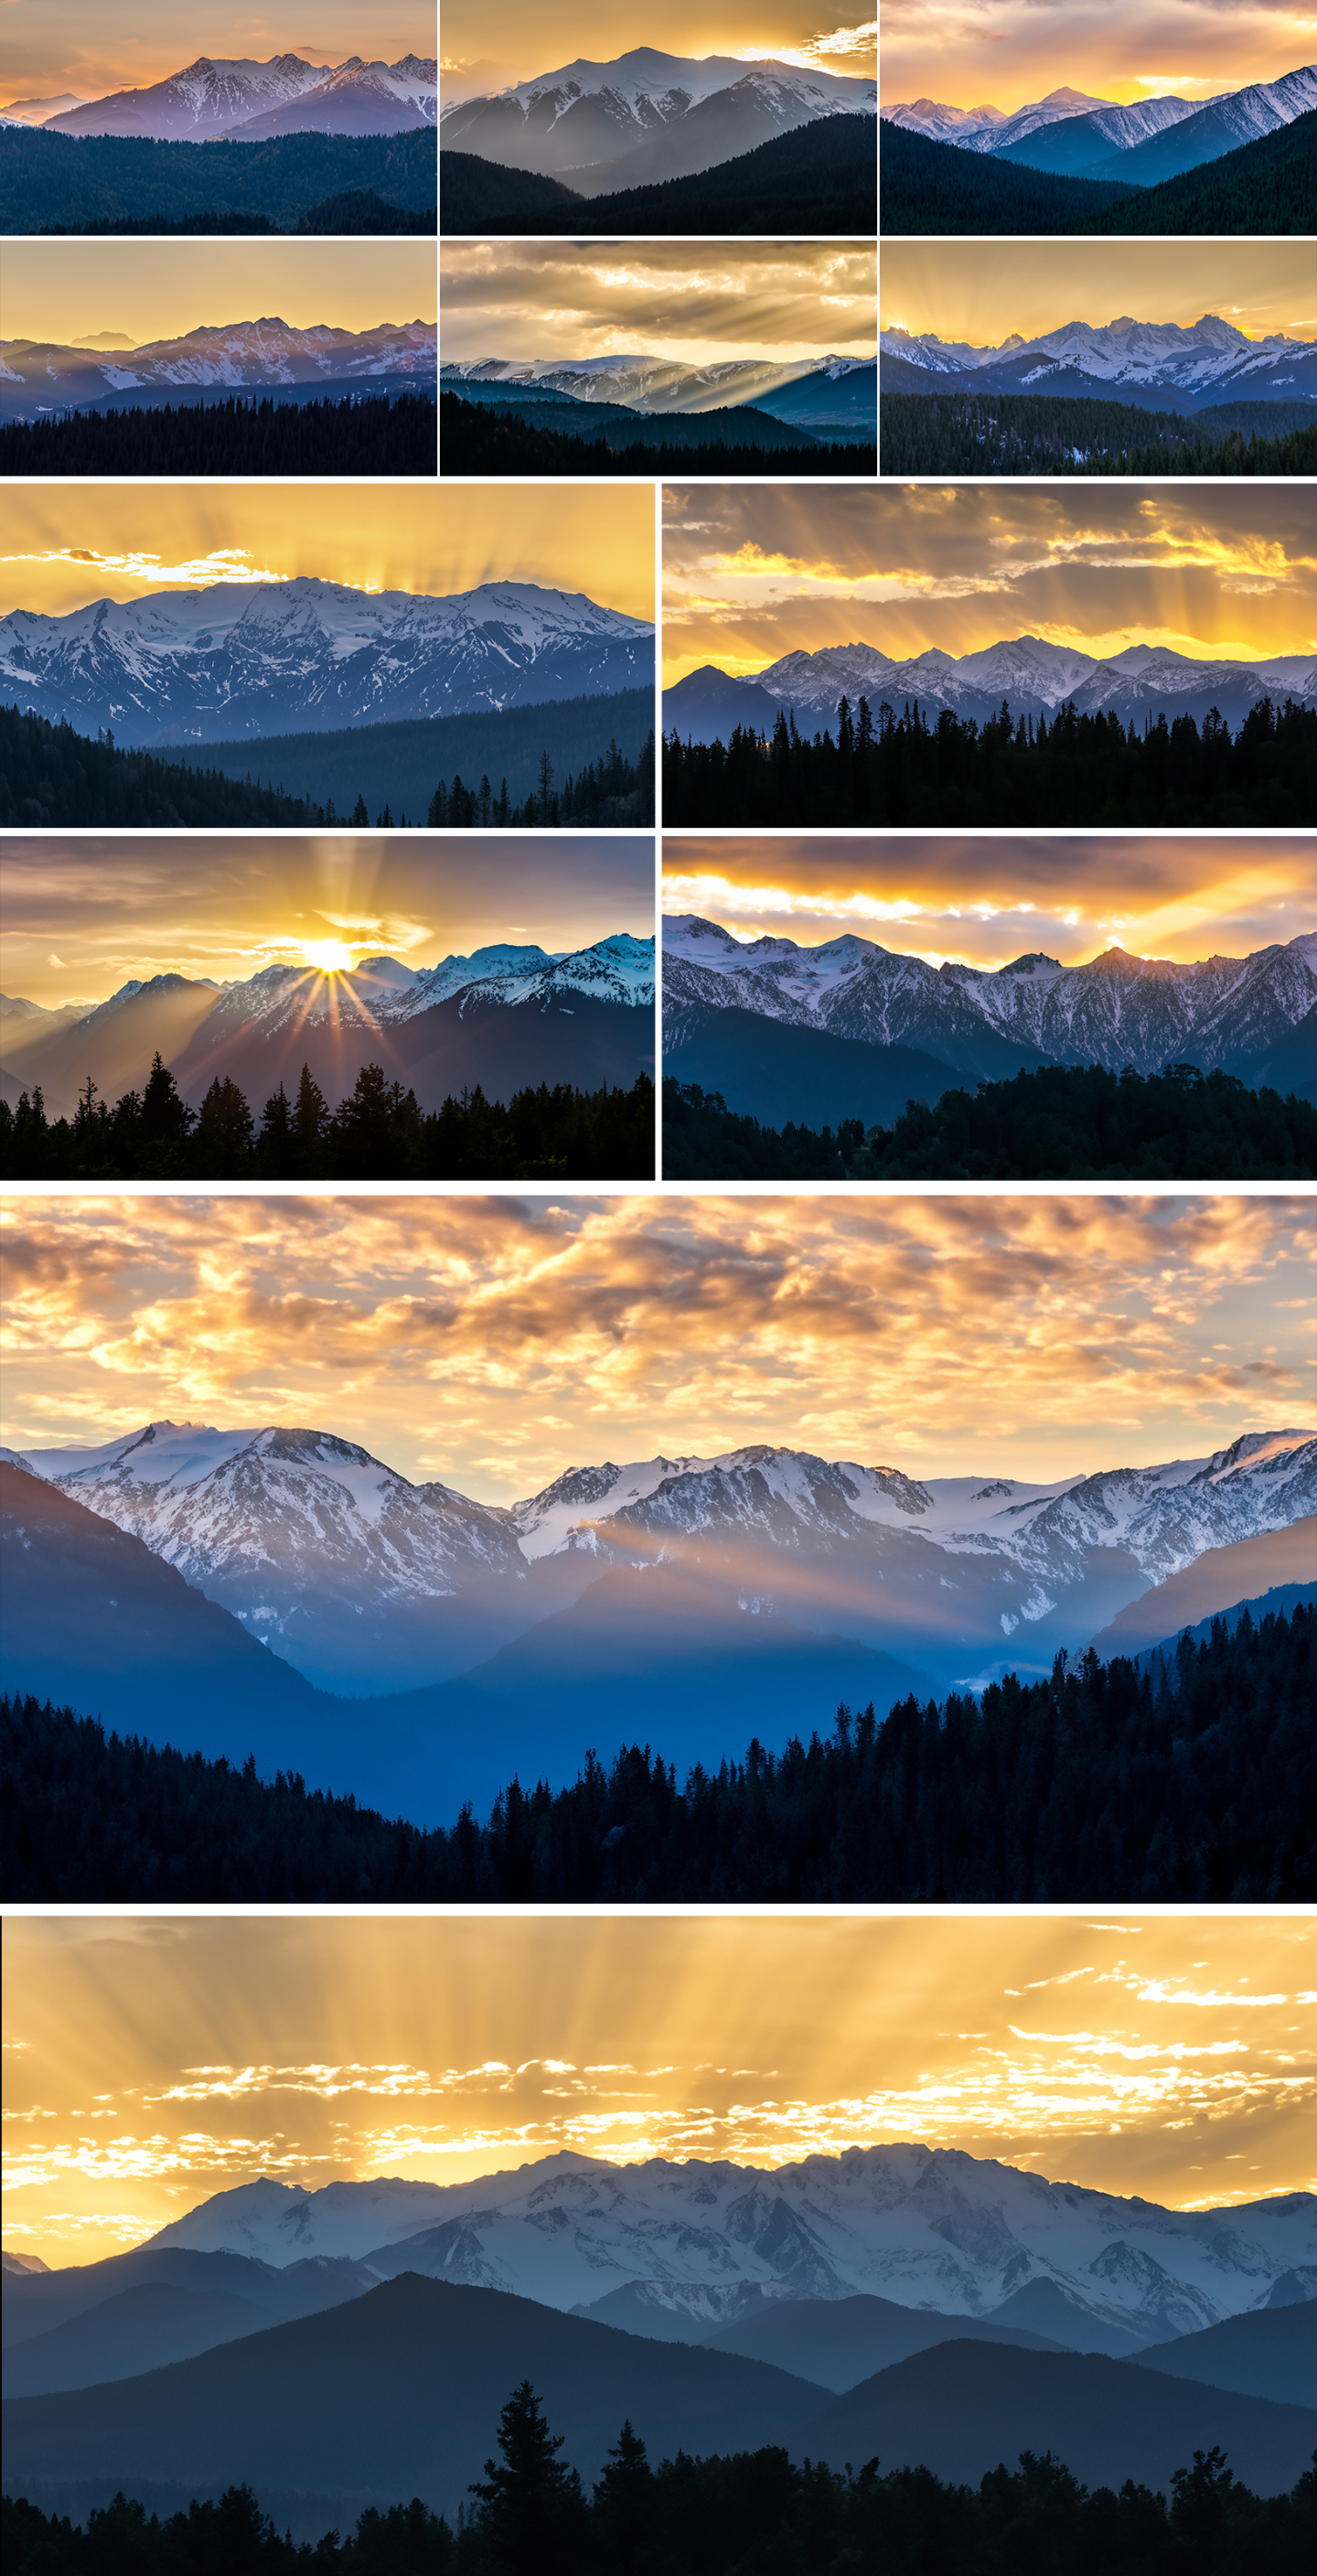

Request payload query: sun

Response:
[300,939,357,974]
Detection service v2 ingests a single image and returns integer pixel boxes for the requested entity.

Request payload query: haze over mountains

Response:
[9,55,438,142]
[3,2156,1314,2531]
[883,64,1316,186]
[0,933,656,1122]
[3,1420,1312,1814]
[0,578,655,747]
[663,917,1317,1096]
[662,635,1317,749]
[0,321,436,424]
[444,353,875,435]
[440,48,875,197]
[880,313,1316,412]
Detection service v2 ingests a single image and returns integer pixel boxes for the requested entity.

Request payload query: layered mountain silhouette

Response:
[883,66,1316,183]
[0,320,435,424]
[880,313,1315,413]
[37,55,437,142]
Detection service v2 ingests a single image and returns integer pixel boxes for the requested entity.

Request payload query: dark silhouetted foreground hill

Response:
[445,115,876,234]
[0,128,437,231]
[880,110,1316,233]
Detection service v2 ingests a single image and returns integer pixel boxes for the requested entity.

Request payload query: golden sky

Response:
[1,484,655,621]
[660,484,1317,685]
[2,7,435,97]
[440,11,876,98]
[2,1196,1312,1499]
[441,242,875,368]
[661,833,1317,970]
[0,834,654,1008]
[881,0,1313,112]
[2,242,435,347]
[4,1912,1312,2266]
[880,241,1317,349]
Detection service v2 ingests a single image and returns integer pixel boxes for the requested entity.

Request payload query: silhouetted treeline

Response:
[440,390,873,478]
[426,733,654,827]
[663,693,1317,826]
[881,390,1317,478]
[444,115,877,237]
[0,1058,655,1182]
[9,2432,1316,2574]
[880,109,1317,235]
[0,128,438,232]
[294,189,436,235]
[5,1606,1310,1902]
[665,1067,1317,1182]
[0,706,352,829]
[0,392,436,478]
[664,1081,862,1178]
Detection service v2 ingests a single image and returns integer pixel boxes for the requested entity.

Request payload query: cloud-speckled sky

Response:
[660,833,1317,968]
[5,1912,1312,2266]
[439,12,876,99]
[2,241,435,347]
[1,483,655,622]
[881,0,1312,111]
[660,483,1317,684]
[2,7,434,97]
[879,242,1316,351]
[441,242,875,368]
[2,1195,1312,1498]
[0,835,655,1009]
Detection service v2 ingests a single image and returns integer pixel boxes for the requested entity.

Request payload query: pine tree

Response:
[467,2381,589,2574]
[592,2420,655,2573]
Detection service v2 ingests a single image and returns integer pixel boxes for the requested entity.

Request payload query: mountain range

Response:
[2,1422,1312,1810]
[0,578,655,747]
[440,48,874,197]
[880,313,1315,413]
[3,2156,1314,2532]
[661,634,1317,748]
[0,933,655,1122]
[10,54,438,142]
[0,320,436,425]
[883,64,1316,185]
[443,353,875,434]
[662,917,1317,1101]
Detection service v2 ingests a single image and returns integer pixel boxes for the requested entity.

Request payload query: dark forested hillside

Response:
[0,1062,655,1183]
[441,390,873,478]
[881,391,1317,478]
[0,128,437,231]
[880,109,1317,233]
[662,694,1317,826]
[3,1605,1310,1900]
[662,1067,1317,1182]
[5,2429,1317,2575]
[0,706,341,829]
[1,393,436,478]
[426,730,653,827]
[445,114,877,235]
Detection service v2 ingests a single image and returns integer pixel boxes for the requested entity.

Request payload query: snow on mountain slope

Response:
[440,48,874,189]
[884,86,1112,146]
[42,54,436,141]
[442,353,872,418]
[1079,64,1317,185]
[138,2150,1317,2341]
[661,920,1317,1084]
[0,577,655,746]
[880,315,1316,404]
[883,67,1313,177]
[0,321,436,424]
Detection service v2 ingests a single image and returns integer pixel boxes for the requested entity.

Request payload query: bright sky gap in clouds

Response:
[1,485,655,622]
[438,12,876,96]
[2,1196,1312,1498]
[660,483,1317,685]
[879,242,1316,351]
[440,242,876,368]
[881,0,1312,110]
[3,6,435,96]
[4,1913,1312,2267]
[0,836,655,1010]
[1,242,437,347]
[660,834,1317,970]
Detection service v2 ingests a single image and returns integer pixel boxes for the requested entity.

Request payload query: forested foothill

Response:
[3,1606,1309,1901]
[0,1059,655,1184]
[880,392,1317,478]
[0,128,437,232]
[5,2414,1316,2573]
[441,391,874,478]
[662,1068,1317,1183]
[442,115,877,236]
[425,734,654,828]
[662,695,1317,826]
[879,110,1317,234]
[0,393,436,478]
